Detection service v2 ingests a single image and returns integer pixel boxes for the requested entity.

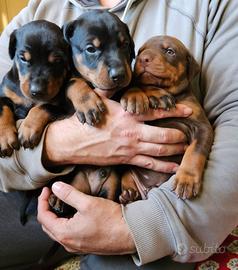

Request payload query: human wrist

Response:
[42,118,77,167]
[113,205,136,254]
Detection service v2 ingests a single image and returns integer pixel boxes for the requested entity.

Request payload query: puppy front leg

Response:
[172,96,214,199]
[0,98,19,157]
[173,119,213,199]
[173,140,206,199]
[119,170,141,205]
[121,86,176,115]
[121,87,150,114]
[143,87,176,110]
[18,104,55,149]
[67,78,106,125]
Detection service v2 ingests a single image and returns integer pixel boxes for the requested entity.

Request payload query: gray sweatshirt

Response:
[0,0,238,266]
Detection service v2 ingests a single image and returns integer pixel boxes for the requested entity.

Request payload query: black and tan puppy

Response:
[63,10,135,125]
[120,36,213,201]
[0,20,69,157]
[49,10,134,216]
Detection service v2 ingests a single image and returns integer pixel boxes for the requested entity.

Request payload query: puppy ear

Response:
[9,30,17,59]
[123,22,135,62]
[187,53,200,81]
[62,21,76,43]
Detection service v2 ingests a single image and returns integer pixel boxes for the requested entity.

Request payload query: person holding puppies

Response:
[0,0,238,270]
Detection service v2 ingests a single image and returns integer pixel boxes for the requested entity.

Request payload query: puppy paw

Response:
[75,94,106,126]
[121,88,149,114]
[148,94,176,110]
[119,188,140,205]
[48,194,65,215]
[48,193,75,217]
[172,168,202,199]
[0,125,19,157]
[18,121,44,149]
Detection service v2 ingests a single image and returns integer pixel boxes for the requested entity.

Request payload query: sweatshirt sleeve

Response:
[0,0,74,191]
[0,122,74,192]
[122,0,238,265]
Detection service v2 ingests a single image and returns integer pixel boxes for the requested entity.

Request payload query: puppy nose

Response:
[30,83,45,97]
[109,67,125,83]
[138,53,153,66]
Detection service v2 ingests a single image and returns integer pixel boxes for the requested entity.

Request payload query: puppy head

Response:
[63,10,135,96]
[9,20,69,102]
[134,36,200,94]
[71,165,120,201]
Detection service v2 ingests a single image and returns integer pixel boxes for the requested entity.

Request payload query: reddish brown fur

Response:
[120,36,213,200]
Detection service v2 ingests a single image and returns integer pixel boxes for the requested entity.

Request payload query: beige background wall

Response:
[0,0,28,32]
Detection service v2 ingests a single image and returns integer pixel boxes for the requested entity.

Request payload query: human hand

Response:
[43,98,192,173]
[37,182,136,255]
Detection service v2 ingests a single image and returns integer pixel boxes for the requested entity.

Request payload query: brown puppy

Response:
[120,36,213,201]
[49,165,120,216]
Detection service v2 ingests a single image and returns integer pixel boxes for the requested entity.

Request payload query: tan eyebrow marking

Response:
[48,53,58,63]
[92,38,101,48]
[23,51,31,61]
[118,32,125,43]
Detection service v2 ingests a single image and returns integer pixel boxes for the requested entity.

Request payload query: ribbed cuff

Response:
[122,190,175,265]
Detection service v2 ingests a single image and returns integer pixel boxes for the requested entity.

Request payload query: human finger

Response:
[129,155,179,173]
[134,104,192,121]
[137,142,187,156]
[137,124,187,144]
[51,182,92,211]
[37,187,68,232]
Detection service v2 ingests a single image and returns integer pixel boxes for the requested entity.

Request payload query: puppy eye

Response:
[54,58,63,63]
[166,48,175,56]
[51,56,63,63]
[85,44,97,54]
[121,40,129,49]
[99,168,108,179]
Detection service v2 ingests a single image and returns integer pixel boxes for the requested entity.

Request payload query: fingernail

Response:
[183,107,192,116]
[52,182,64,192]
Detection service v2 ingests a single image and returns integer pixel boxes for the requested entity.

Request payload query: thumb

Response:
[52,181,90,209]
